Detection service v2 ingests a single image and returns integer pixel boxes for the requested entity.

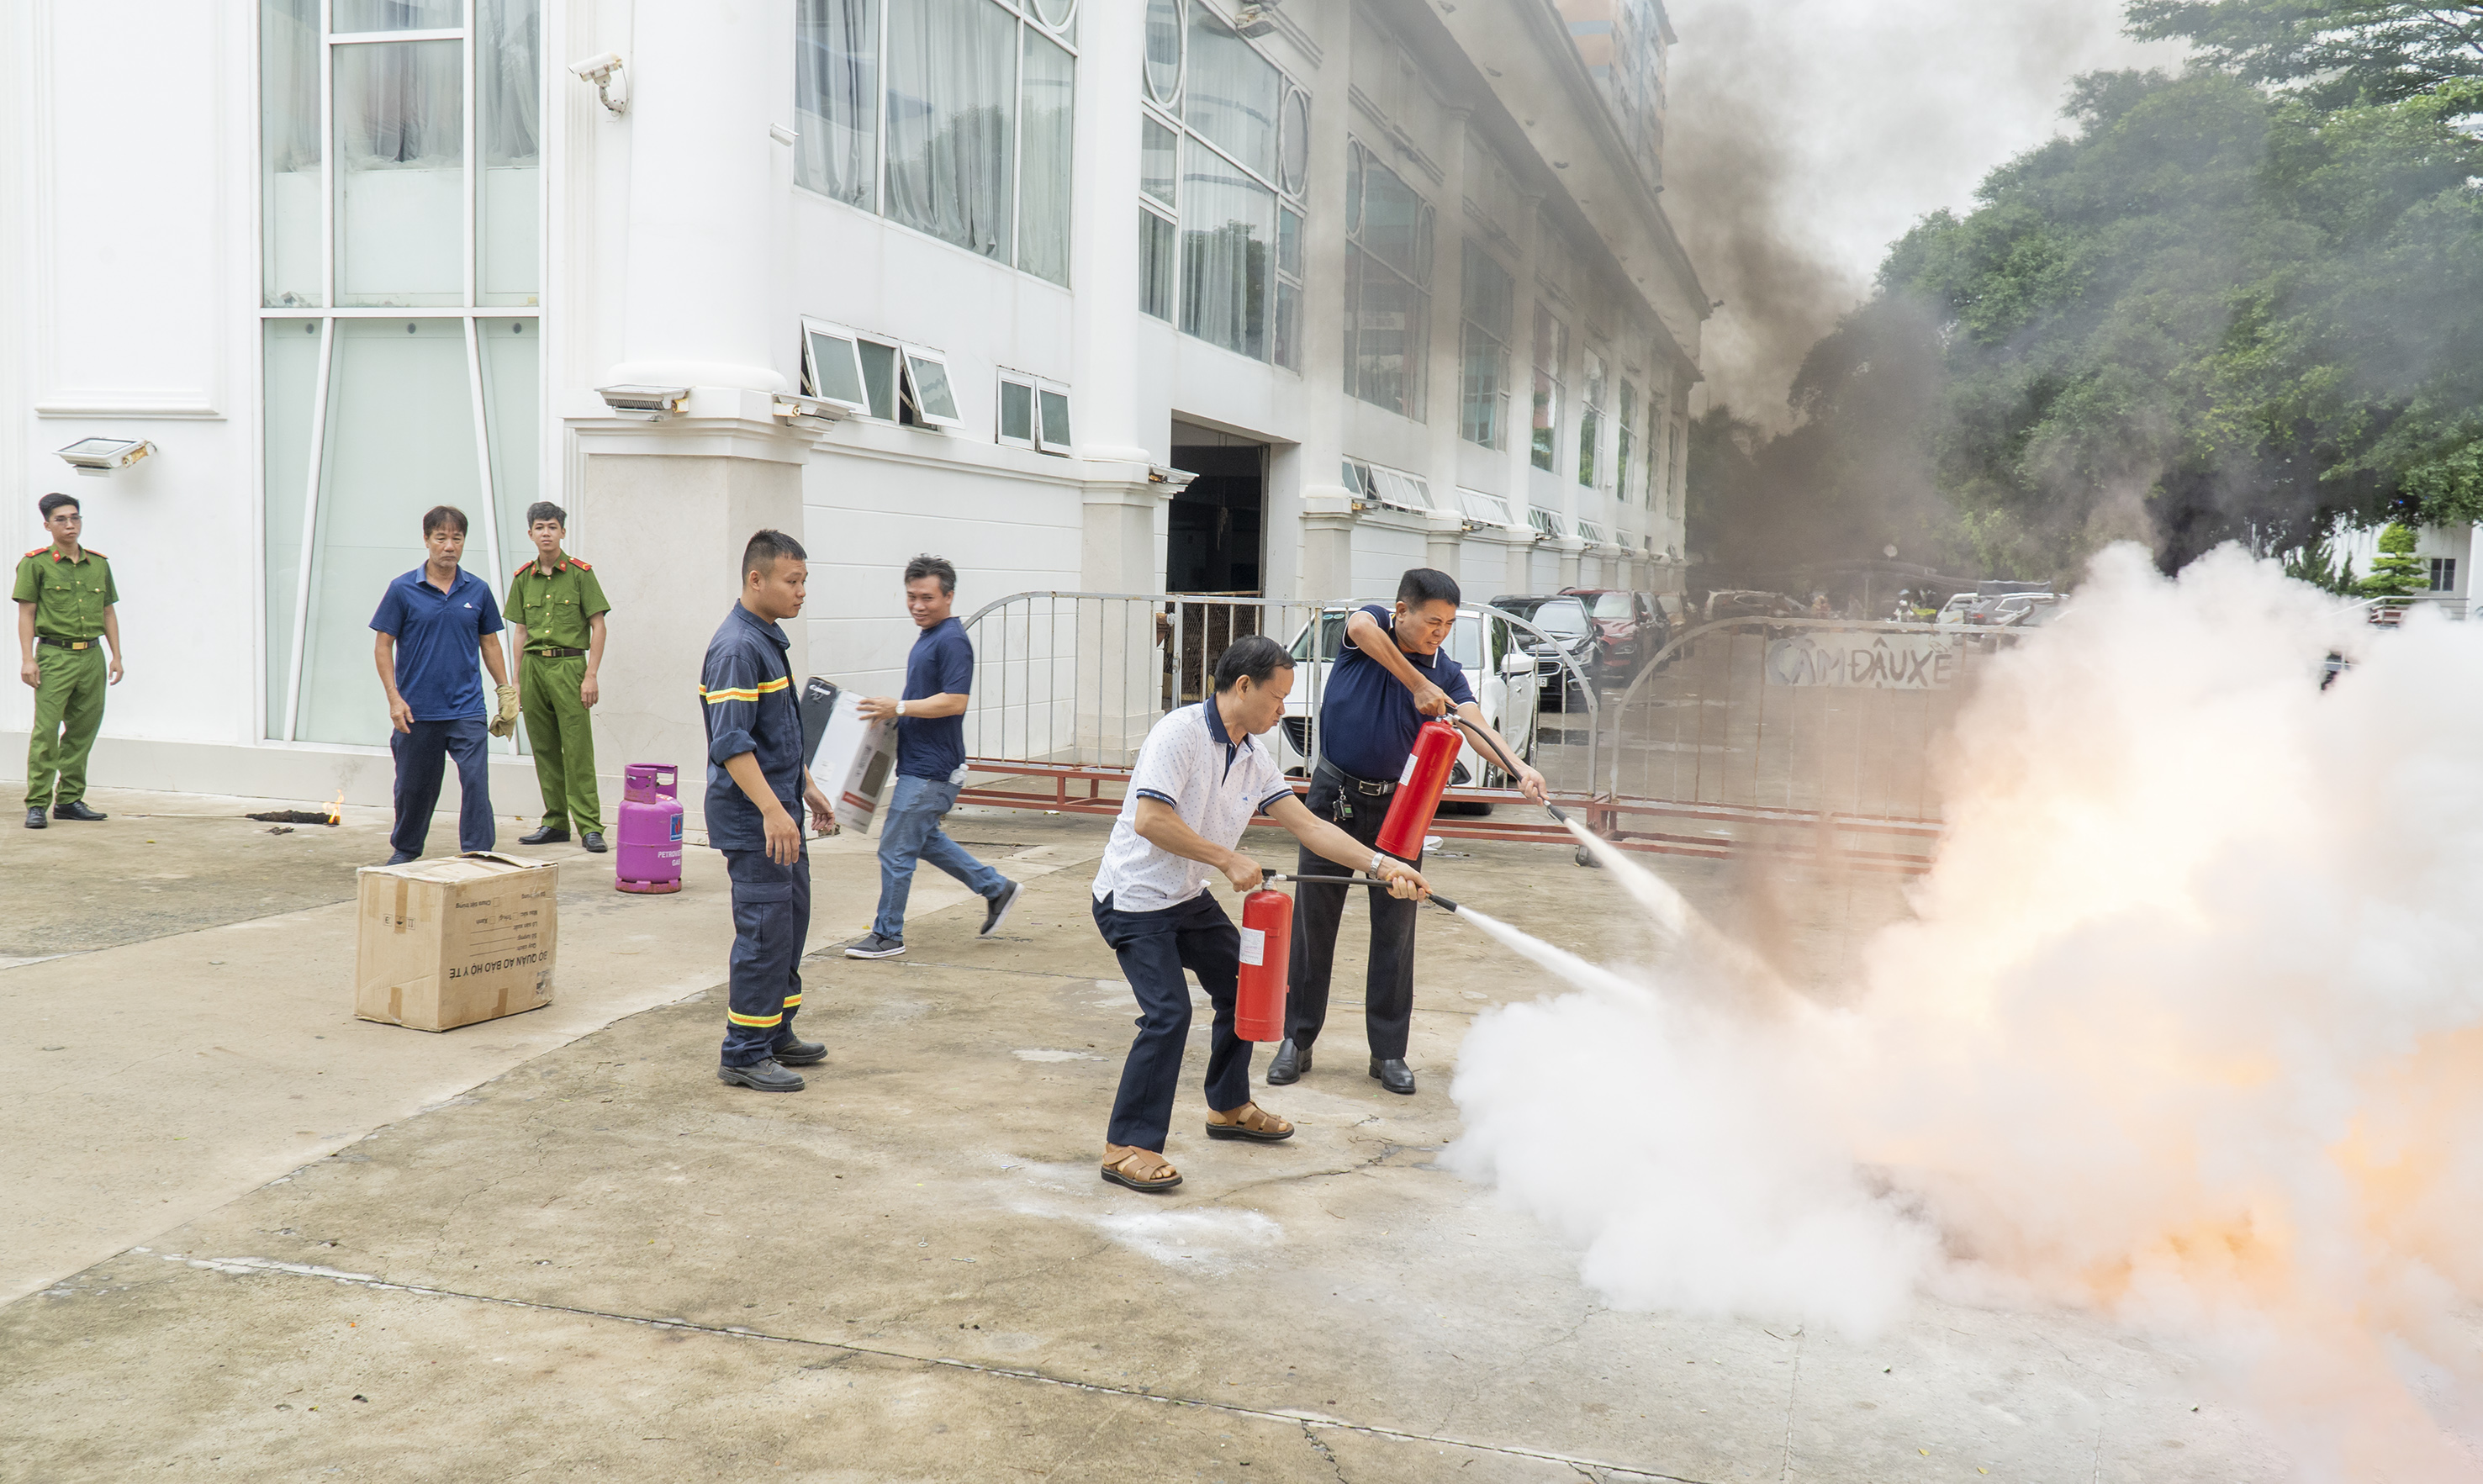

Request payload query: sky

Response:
[1661,0,2188,421]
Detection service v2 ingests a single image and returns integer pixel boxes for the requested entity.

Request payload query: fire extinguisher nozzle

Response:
[1426,893,1461,914]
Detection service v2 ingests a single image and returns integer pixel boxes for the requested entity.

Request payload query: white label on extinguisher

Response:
[1238,927,1266,966]
[1401,753,1418,784]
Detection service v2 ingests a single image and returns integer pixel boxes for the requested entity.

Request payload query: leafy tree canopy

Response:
[2126,1,2483,108]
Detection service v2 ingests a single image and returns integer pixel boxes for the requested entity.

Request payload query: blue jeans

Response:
[389,717,495,857]
[870,774,1006,941]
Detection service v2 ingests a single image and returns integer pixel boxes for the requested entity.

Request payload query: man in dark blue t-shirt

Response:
[1273,567,1545,1096]
[845,555,1019,959]
[370,504,515,864]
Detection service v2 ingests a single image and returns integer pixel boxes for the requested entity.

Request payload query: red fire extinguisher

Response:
[1235,888,1293,1042]
[1376,718,1462,862]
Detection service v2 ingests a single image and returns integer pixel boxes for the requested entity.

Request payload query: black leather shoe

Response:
[384,851,418,866]
[24,807,46,830]
[52,800,107,822]
[717,1058,805,1092]
[519,825,569,845]
[581,831,607,853]
[1265,1039,1309,1085]
[1370,1058,1416,1095]
[772,1036,827,1066]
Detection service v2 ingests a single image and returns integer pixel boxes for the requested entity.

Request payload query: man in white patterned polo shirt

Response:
[1089,633,1431,1193]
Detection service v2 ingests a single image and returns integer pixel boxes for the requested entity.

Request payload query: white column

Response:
[1425,113,1471,586]
[1507,194,1545,526]
[605,1,786,394]
[1068,0,1149,464]
[1293,0,1356,600]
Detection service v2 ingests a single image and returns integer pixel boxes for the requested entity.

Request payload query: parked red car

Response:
[1560,588,1664,681]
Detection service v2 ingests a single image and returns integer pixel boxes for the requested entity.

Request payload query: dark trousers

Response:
[1286,763,1420,1060]
[1094,890,1252,1152]
[721,848,811,1067]
[389,717,496,858]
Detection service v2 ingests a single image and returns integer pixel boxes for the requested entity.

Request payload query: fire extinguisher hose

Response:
[1449,714,1573,828]
[1260,870,1462,916]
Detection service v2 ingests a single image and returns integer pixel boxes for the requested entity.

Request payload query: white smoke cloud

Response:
[1448,545,2483,1476]
[1664,0,2185,418]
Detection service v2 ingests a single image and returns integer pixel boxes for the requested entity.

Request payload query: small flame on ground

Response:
[325,791,343,826]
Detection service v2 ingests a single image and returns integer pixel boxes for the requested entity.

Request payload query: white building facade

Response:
[3,0,1704,805]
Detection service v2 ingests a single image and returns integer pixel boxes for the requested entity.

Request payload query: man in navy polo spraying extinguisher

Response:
[1270,568,1545,1096]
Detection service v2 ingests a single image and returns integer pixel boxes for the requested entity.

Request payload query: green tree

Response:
[2357,520,2428,594]
[2126,2,2483,107]
[2280,531,2359,592]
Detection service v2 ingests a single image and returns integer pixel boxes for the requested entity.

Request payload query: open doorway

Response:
[1166,435,1265,596]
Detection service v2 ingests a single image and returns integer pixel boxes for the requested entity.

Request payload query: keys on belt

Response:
[36,636,98,650]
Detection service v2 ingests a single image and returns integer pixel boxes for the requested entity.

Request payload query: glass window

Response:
[1579,351,1607,489]
[262,320,322,737]
[999,377,1035,443]
[1277,88,1308,197]
[297,320,486,745]
[335,0,462,29]
[477,0,541,305]
[1144,0,1184,107]
[1178,136,1272,359]
[335,40,465,307]
[901,345,964,426]
[1273,205,1302,371]
[478,318,541,583]
[802,323,871,411]
[1616,378,1636,504]
[1017,29,1074,285]
[883,0,1017,262]
[1531,304,1566,473]
[1031,0,1076,40]
[1343,143,1430,418]
[1461,240,1512,448]
[1141,116,1179,205]
[857,338,900,420]
[1140,209,1178,321]
[795,0,878,208]
[262,0,322,308]
[1038,388,1071,448]
[1183,6,1278,181]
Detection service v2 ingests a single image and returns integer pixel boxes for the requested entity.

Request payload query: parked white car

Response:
[1934,593,1977,626]
[1271,605,1541,793]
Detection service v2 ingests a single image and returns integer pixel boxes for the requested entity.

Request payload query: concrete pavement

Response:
[0,788,2285,1480]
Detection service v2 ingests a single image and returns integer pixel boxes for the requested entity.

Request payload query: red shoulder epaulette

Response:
[22,547,45,558]
[82,549,105,559]
[568,557,592,571]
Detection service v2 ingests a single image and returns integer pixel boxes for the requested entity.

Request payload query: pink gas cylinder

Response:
[615,763,684,894]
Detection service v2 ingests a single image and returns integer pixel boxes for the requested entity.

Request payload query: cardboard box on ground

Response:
[355,853,559,1032]
[800,677,895,837]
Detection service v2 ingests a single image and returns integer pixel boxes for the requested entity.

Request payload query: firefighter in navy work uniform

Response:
[16,492,124,830]
[700,529,838,1092]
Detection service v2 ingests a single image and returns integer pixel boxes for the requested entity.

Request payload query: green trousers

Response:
[26,643,107,808]
[520,652,603,833]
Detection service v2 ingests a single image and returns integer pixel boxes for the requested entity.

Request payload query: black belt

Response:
[36,636,99,650]
[1313,760,1396,796]
[528,646,587,658]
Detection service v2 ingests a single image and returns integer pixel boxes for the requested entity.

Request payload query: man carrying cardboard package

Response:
[700,529,838,1093]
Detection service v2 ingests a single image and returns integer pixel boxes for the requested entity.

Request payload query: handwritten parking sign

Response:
[1765,631,1959,689]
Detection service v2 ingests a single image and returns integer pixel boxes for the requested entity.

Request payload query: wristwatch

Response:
[896,698,907,718]
[1369,852,1388,877]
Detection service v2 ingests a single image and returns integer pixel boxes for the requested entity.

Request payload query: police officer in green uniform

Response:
[505,501,613,852]
[15,493,123,829]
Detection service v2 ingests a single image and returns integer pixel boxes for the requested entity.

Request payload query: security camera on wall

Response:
[569,51,628,114]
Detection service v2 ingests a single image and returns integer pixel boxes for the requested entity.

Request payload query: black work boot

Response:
[1265,1039,1310,1085]
[52,800,107,822]
[772,1035,827,1067]
[519,824,569,846]
[717,1058,805,1092]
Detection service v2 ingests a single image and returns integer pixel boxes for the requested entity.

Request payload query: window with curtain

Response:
[1531,304,1566,473]
[1578,351,1607,489]
[1616,378,1636,504]
[795,0,1077,285]
[1145,6,1301,363]
[1343,140,1432,418]
[1461,240,1512,448]
[261,0,544,747]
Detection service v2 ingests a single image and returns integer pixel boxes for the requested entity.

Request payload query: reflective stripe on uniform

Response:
[700,675,790,705]
[726,1008,784,1027]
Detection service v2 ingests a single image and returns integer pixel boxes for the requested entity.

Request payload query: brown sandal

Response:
[1205,1102,1293,1143]
[1101,1145,1182,1192]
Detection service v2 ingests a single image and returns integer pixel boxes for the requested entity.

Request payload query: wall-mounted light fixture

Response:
[56,437,156,477]
[568,52,629,114]
[596,384,689,420]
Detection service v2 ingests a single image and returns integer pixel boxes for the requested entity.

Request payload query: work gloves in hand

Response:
[488,683,521,738]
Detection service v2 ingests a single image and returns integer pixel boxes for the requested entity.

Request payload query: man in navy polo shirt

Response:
[371,505,517,864]
[845,554,1018,959]
[1271,568,1545,1096]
